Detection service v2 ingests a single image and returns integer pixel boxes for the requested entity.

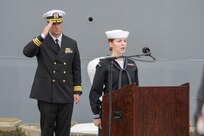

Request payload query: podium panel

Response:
[102,84,136,136]
[102,83,189,136]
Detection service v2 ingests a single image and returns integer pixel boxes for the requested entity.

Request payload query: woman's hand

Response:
[93,118,102,128]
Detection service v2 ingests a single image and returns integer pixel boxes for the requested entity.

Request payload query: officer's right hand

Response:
[42,22,52,37]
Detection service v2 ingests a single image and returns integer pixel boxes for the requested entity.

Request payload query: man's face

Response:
[49,22,62,37]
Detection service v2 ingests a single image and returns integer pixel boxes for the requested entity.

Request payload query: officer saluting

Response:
[23,9,82,136]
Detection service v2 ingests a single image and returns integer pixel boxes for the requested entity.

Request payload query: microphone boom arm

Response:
[100,53,156,61]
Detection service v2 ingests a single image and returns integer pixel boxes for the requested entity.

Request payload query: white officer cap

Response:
[42,10,66,23]
[105,29,129,39]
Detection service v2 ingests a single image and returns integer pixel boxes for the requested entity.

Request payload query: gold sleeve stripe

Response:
[74,86,82,91]
[33,38,39,45]
[33,38,42,46]
[32,38,42,46]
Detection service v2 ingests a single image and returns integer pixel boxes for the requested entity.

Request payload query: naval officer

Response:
[23,9,82,136]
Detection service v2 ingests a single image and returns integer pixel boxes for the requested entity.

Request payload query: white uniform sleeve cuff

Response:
[93,114,100,119]
[41,33,46,39]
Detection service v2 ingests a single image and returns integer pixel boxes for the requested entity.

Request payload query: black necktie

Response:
[55,39,60,51]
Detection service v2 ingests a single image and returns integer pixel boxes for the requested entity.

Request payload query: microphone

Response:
[142,47,156,60]
[142,47,151,54]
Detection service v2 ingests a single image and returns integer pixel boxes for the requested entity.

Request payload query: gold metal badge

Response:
[53,12,59,19]
[65,48,73,54]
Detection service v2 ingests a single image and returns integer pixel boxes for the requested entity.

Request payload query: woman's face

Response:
[109,38,127,55]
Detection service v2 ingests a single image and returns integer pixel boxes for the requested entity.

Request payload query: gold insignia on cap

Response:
[53,12,59,19]
[65,48,73,54]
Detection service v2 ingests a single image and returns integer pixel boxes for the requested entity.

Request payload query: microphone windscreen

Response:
[142,47,150,54]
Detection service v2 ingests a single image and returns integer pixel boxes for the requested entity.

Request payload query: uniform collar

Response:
[49,32,62,44]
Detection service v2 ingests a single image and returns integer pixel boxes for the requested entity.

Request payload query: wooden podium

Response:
[102,83,189,136]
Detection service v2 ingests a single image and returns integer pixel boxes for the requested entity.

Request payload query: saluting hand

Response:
[42,22,52,37]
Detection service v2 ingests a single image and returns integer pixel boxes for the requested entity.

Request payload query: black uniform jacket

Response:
[23,34,82,103]
[89,58,139,115]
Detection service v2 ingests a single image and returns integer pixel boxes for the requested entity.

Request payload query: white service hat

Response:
[42,10,66,23]
[105,29,129,39]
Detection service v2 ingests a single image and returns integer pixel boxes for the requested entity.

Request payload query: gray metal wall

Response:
[0,0,203,124]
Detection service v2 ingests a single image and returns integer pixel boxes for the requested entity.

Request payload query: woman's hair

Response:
[108,39,114,51]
